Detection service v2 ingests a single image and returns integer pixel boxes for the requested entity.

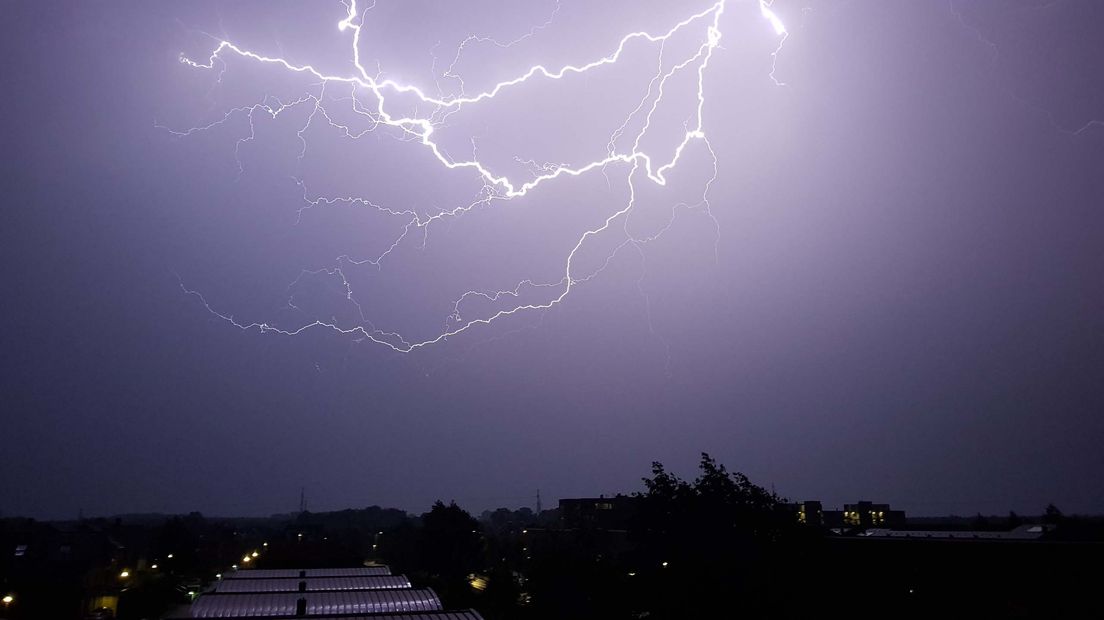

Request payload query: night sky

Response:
[3,0,1102,520]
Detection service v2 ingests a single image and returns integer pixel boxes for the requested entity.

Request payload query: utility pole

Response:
[299,487,307,514]
[536,489,542,514]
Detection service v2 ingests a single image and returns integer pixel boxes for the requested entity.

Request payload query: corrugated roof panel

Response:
[175,608,479,613]
[191,592,297,617]
[190,589,441,618]
[212,575,412,593]
[305,614,481,620]
[221,569,299,580]
[317,567,392,577]
[223,566,391,579]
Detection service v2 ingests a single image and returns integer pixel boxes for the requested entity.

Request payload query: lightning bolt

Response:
[947,0,1103,136]
[167,0,789,353]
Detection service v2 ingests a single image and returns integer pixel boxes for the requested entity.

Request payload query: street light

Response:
[120,570,130,579]
[2,595,14,605]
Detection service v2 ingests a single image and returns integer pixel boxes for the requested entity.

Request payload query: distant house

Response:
[799,496,825,525]
[785,500,906,530]
[843,501,907,529]
[559,496,639,530]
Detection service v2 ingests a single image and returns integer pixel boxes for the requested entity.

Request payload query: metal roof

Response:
[213,575,412,593]
[311,614,481,620]
[223,567,392,579]
[259,613,483,620]
[172,612,482,620]
[189,588,441,617]
[861,527,1046,540]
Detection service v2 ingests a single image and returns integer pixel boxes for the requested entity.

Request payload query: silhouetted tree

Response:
[628,453,798,617]
[421,501,482,577]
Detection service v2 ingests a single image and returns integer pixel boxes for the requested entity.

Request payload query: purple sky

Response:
[3,0,1103,520]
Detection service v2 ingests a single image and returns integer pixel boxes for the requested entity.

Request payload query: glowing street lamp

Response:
[242,555,251,563]
[2,595,14,605]
[251,551,259,558]
[119,570,130,579]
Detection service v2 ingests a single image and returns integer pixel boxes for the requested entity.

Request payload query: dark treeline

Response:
[3,454,1103,618]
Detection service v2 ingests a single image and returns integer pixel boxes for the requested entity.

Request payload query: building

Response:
[785,500,906,530]
[211,575,413,593]
[169,566,483,619]
[859,524,1051,540]
[559,495,639,530]
[786,501,824,527]
[220,567,392,579]
[188,589,443,617]
[843,501,906,529]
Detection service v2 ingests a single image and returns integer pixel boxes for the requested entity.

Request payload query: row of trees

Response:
[370,453,801,618]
